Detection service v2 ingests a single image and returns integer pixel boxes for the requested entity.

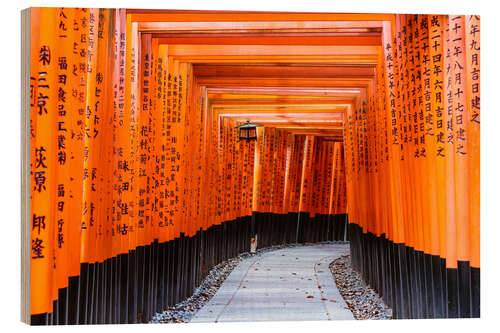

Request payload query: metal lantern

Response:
[236,120,262,142]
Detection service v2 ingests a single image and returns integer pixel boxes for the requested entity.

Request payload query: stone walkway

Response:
[191,243,354,323]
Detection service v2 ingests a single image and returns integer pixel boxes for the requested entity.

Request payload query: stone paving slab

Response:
[191,243,354,323]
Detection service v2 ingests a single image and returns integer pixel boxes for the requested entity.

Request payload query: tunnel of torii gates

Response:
[23,7,480,325]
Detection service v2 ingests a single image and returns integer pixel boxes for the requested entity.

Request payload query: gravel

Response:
[329,255,392,320]
[151,241,352,324]
[151,242,305,323]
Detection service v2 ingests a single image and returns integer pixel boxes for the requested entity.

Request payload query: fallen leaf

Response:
[307,295,314,299]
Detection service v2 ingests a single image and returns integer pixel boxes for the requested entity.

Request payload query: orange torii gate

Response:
[23,8,479,325]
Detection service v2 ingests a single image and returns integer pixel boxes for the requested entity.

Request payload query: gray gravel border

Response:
[329,255,392,320]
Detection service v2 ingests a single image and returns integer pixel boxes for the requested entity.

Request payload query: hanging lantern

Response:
[236,120,262,142]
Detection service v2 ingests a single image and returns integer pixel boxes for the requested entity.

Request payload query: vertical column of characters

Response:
[259,127,267,213]
[369,81,381,237]
[160,45,169,241]
[295,136,306,213]
[221,116,228,221]
[442,16,458,274]
[283,135,296,213]
[381,54,392,239]
[335,143,344,215]
[203,89,214,227]
[240,120,246,217]
[321,139,330,216]
[275,130,287,214]
[419,15,439,259]
[375,60,388,237]
[450,15,472,318]
[283,134,293,214]
[270,128,277,213]
[246,133,256,216]
[95,8,112,266]
[329,140,336,215]
[240,126,248,216]
[382,18,404,244]
[369,88,379,235]
[331,142,341,216]
[312,139,323,217]
[450,14,471,270]
[186,70,199,233]
[80,8,99,266]
[100,8,115,273]
[465,14,480,273]
[247,126,255,216]
[321,141,331,216]
[109,8,120,261]
[30,6,57,319]
[299,136,314,215]
[365,96,372,233]
[261,127,268,214]
[148,34,157,245]
[357,100,365,229]
[177,62,188,233]
[332,141,339,217]
[190,67,200,234]
[127,14,140,253]
[194,82,203,228]
[428,15,447,260]
[252,126,264,213]
[409,15,422,251]
[139,33,153,246]
[214,108,221,223]
[221,117,228,221]
[393,14,406,243]
[414,15,427,254]
[137,33,151,246]
[357,99,366,232]
[400,15,413,247]
[175,59,184,232]
[342,104,356,226]
[316,140,325,217]
[212,104,219,226]
[230,118,237,221]
[115,9,129,255]
[281,133,289,215]
[365,94,373,234]
[147,36,156,245]
[275,129,284,214]
[320,140,330,216]
[226,117,234,221]
[408,14,424,255]
[235,124,242,219]
[352,104,360,228]
[338,143,347,214]
[179,63,189,233]
[286,135,296,214]
[165,53,175,234]
[270,130,279,215]
[237,120,244,220]
[52,7,75,299]
[65,7,89,281]
[309,138,318,218]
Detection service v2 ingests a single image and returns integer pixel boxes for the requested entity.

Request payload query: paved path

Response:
[191,243,354,323]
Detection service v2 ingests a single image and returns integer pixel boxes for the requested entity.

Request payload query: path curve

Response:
[191,243,354,323]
